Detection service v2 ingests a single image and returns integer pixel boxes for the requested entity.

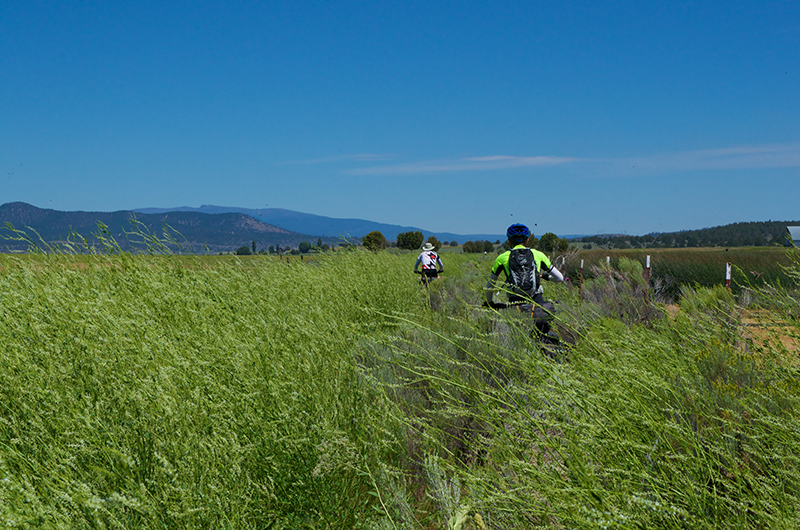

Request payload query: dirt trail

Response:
[740,309,800,354]
[664,304,799,357]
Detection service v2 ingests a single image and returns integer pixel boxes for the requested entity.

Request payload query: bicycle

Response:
[415,269,442,287]
[484,300,569,361]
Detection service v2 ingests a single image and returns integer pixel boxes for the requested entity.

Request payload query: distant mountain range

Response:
[2,202,792,254]
[0,202,340,253]
[133,205,507,243]
[0,202,507,254]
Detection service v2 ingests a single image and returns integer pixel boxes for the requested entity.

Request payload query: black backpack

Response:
[508,248,539,292]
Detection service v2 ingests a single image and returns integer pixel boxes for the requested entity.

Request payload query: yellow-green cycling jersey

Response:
[491,245,552,278]
[486,244,563,303]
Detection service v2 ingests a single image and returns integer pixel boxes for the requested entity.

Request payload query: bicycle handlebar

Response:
[483,300,560,310]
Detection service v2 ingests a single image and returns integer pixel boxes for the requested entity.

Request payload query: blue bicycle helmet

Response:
[506,223,531,239]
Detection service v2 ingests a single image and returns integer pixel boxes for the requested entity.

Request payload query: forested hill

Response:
[577,220,800,249]
[134,204,504,243]
[0,202,340,253]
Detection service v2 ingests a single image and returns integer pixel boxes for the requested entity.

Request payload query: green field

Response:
[566,247,795,297]
[1,249,800,528]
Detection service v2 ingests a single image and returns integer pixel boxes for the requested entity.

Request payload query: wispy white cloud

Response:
[621,143,800,171]
[347,155,581,175]
[295,143,800,177]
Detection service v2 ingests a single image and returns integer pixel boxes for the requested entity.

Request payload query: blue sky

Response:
[2,1,798,237]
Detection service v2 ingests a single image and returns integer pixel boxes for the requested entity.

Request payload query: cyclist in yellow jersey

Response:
[486,223,564,334]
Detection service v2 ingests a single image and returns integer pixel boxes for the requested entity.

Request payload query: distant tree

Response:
[252,240,256,254]
[362,231,387,251]
[321,243,330,251]
[299,241,312,253]
[538,232,560,253]
[450,241,458,247]
[505,236,538,251]
[426,236,442,251]
[397,231,424,250]
[268,245,275,253]
[557,238,570,252]
[235,245,252,256]
[316,238,323,248]
[460,240,493,253]
[495,239,501,245]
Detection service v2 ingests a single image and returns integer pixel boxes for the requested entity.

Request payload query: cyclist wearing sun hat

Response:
[414,241,444,281]
[486,223,563,310]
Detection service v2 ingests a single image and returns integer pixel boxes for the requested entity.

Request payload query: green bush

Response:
[426,236,442,251]
[397,231,424,250]
[362,231,387,251]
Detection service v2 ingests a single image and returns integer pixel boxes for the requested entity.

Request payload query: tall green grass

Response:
[2,246,800,528]
[368,252,800,528]
[0,251,425,528]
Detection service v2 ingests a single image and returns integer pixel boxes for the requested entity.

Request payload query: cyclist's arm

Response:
[413,254,422,272]
[485,272,500,303]
[436,256,444,272]
[541,265,564,282]
[486,253,508,303]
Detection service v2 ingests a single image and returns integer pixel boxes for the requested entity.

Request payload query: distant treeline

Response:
[576,220,800,249]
